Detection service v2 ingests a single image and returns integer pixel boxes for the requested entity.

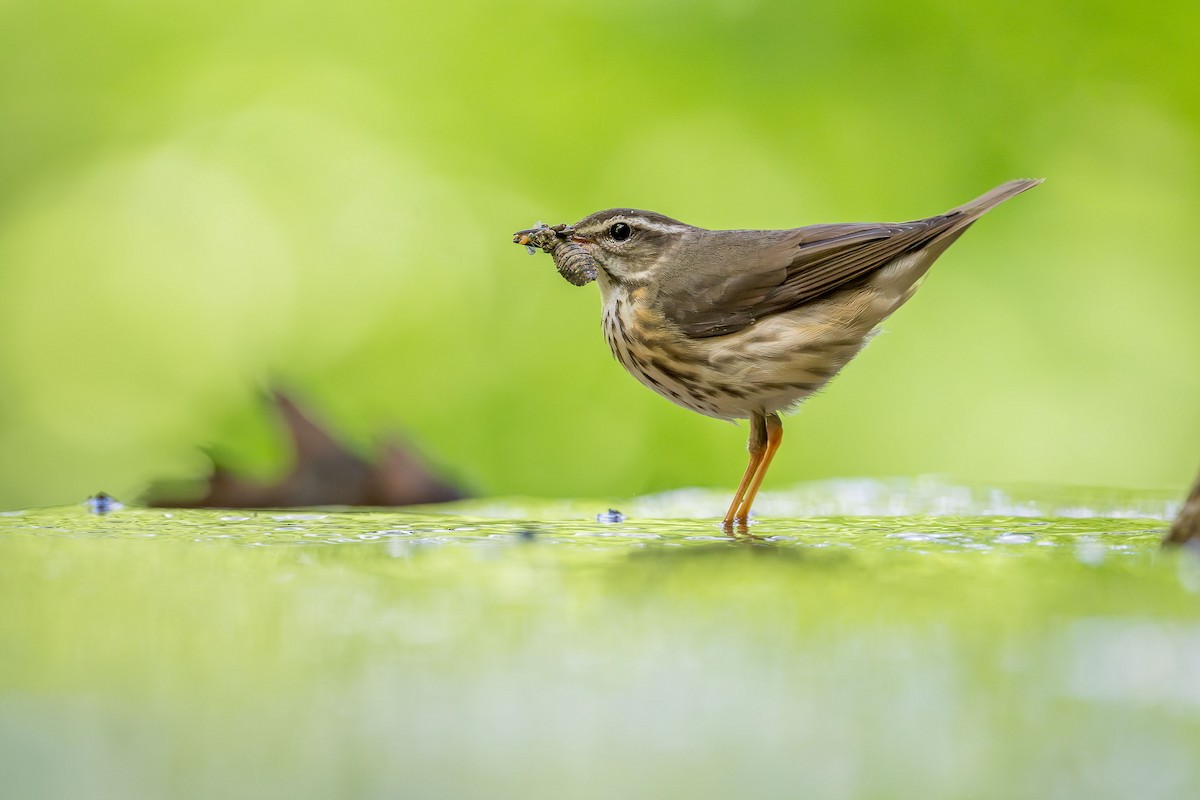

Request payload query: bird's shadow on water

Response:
[511,515,855,570]
[622,534,851,568]
[609,536,858,600]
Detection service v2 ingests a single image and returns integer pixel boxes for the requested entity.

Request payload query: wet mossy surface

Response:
[1,481,1197,799]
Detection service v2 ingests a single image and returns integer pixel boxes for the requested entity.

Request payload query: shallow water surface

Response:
[1,480,1197,799]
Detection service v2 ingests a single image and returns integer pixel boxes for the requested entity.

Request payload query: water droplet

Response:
[86,492,122,515]
[596,509,625,524]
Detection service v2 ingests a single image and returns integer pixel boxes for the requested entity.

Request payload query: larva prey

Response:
[512,223,598,287]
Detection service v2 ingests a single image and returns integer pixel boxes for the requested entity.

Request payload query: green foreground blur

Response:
[2,482,1198,799]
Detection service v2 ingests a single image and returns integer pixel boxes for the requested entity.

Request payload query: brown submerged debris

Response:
[513,222,598,286]
[148,391,466,509]
[1164,465,1200,548]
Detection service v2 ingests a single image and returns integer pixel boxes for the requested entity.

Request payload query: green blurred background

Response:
[1,0,1197,510]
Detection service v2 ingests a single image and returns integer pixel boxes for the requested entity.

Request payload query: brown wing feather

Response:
[664,179,1041,339]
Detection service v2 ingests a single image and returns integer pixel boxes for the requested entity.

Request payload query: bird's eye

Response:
[609,222,632,242]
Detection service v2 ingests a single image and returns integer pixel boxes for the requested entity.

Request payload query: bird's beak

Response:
[560,226,592,244]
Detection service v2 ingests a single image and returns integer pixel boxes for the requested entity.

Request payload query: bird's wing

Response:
[661,179,1040,339]
[659,220,944,338]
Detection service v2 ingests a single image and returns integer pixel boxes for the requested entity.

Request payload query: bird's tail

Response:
[919,178,1042,259]
[949,178,1044,220]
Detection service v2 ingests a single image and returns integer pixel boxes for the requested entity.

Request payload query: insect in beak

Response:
[513,228,542,255]
[514,235,537,255]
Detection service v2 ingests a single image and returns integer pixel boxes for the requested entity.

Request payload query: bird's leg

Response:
[733,412,783,524]
[723,412,768,530]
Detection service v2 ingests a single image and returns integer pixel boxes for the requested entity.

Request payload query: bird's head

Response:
[563,209,691,285]
[514,209,693,288]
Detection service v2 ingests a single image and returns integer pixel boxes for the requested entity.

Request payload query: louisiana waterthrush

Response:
[515,179,1041,528]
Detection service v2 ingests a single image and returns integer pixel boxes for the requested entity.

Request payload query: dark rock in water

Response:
[87,492,122,514]
[1164,467,1200,547]
[596,508,625,524]
[147,391,466,509]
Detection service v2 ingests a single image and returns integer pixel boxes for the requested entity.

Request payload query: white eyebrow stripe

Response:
[621,218,689,235]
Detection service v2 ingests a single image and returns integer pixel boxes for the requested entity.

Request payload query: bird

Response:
[514,178,1041,528]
